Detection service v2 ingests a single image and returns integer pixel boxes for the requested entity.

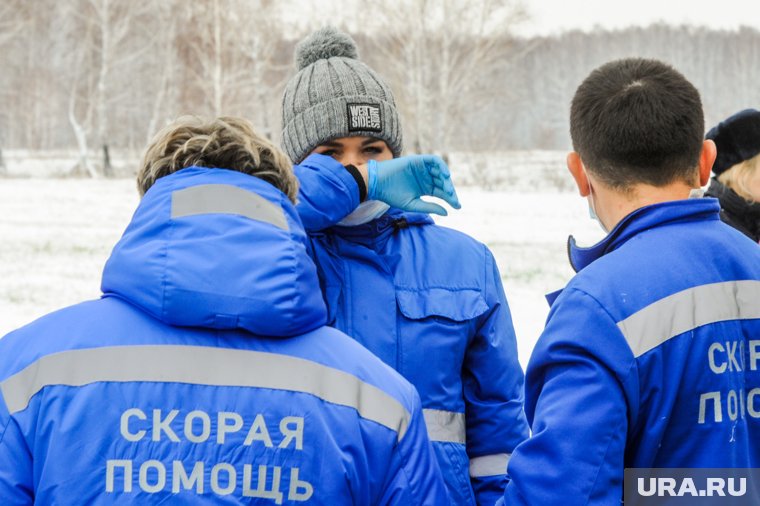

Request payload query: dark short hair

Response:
[570,58,704,189]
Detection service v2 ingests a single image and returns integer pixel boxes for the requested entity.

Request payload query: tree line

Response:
[1,0,759,176]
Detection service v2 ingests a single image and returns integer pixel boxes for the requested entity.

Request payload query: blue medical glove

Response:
[366,155,461,216]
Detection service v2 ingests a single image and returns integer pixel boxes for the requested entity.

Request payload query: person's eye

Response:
[319,149,338,157]
[364,146,383,155]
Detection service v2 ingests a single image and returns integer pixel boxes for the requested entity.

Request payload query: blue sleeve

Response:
[464,248,529,505]
[0,398,33,505]
[503,288,636,506]
[294,154,361,232]
[378,389,450,505]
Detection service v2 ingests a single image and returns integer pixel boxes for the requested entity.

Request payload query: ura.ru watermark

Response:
[624,469,759,505]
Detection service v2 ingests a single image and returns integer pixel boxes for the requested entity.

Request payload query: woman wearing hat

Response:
[705,108,760,242]
[279,27,529,505]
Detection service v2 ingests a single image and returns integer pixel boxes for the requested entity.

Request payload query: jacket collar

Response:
[705,178,760,240]
[567,198,722,273]
[326,208,434,248]
[706,178,760,216]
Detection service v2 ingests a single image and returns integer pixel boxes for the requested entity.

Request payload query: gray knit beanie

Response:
[281,26,403,163]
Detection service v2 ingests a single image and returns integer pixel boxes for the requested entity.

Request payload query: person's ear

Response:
[567,152,590,197]
[698,139,717,187]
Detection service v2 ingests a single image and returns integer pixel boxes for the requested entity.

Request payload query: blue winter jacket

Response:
[502,198,760,505]
[295,154,529,506]
[0,168,449,504]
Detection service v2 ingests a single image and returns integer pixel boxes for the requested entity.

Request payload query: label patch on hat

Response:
[347,103,382,132]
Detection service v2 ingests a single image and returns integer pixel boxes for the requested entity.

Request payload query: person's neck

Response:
[594,180,696,231]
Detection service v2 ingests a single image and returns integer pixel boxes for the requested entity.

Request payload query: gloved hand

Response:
[366,155,461,216]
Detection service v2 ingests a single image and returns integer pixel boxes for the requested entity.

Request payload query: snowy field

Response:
[0,153,605,370]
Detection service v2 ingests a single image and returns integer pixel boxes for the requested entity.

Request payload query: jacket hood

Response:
[101,167,327,336]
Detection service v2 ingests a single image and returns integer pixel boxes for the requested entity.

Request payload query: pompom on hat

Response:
[706,108,760,175]
[280,26,403,163]
[295,27,358,69]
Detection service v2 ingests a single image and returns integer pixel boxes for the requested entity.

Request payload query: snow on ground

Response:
[0,178,139,338]
[0,157,605,371]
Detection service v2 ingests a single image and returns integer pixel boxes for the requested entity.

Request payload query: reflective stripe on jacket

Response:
[0,168,448,505]
[503,198,760,505]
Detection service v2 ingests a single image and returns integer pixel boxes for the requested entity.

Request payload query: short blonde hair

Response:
[138,116,298,202]
[718,152,760,203]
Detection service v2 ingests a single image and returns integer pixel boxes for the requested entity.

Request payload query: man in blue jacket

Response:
[502,58,760,505]
[0,116,448,504]
[280,27,529,505]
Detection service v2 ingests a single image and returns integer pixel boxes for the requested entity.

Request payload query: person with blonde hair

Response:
[0,115,448,504]
[705,108,760,242]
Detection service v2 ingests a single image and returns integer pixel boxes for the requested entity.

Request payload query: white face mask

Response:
[689,188,705,198]
[337,200,390,227]
[587,197,608,233]
[584,167,608,233]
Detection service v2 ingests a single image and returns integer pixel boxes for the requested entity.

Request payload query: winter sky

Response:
[311,0,760,39]
[517,0,760,36]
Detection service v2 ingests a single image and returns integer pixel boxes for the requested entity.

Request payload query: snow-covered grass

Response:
[0,157,605,370]
[0,179,138,332]
[449,150,579,193]
[3,149,142,178]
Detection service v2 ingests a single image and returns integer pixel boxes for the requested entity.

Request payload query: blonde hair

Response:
[138,116,298,202]
[718,152,760,203]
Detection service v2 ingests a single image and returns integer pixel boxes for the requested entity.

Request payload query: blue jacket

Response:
[502,198,760,505]
[0,168,448,505]
[295,154,529,506]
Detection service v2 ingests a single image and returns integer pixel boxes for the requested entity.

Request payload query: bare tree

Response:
[180,0,244,117]
[235,0,296,141]
[143,0,181,144]
[6,3,760,178]
[177,0,298,140]
[63,1,102,177]
[0,0,26,46]
[360,0,527,156]
[0,0,31,175]
[63,0,156,177]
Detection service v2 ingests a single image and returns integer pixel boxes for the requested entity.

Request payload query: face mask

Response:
[587,198,608,234]
[689,188,705,198]
[337,200,390,226]
[584,168,608,233]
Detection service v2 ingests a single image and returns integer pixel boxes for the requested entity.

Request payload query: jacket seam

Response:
[396,409,427,504]
[0,416,9,447]
[395,285,480,292]
[475,246,499,331]
[482,244,490,302]
[463,245,506,493]
[565,287,632,352]
[562,287,638,379]
[396,460,421,504]
[160,184,175,321]
[562,287,638,505]
[284,192,301,325]
[582,387,631,506]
